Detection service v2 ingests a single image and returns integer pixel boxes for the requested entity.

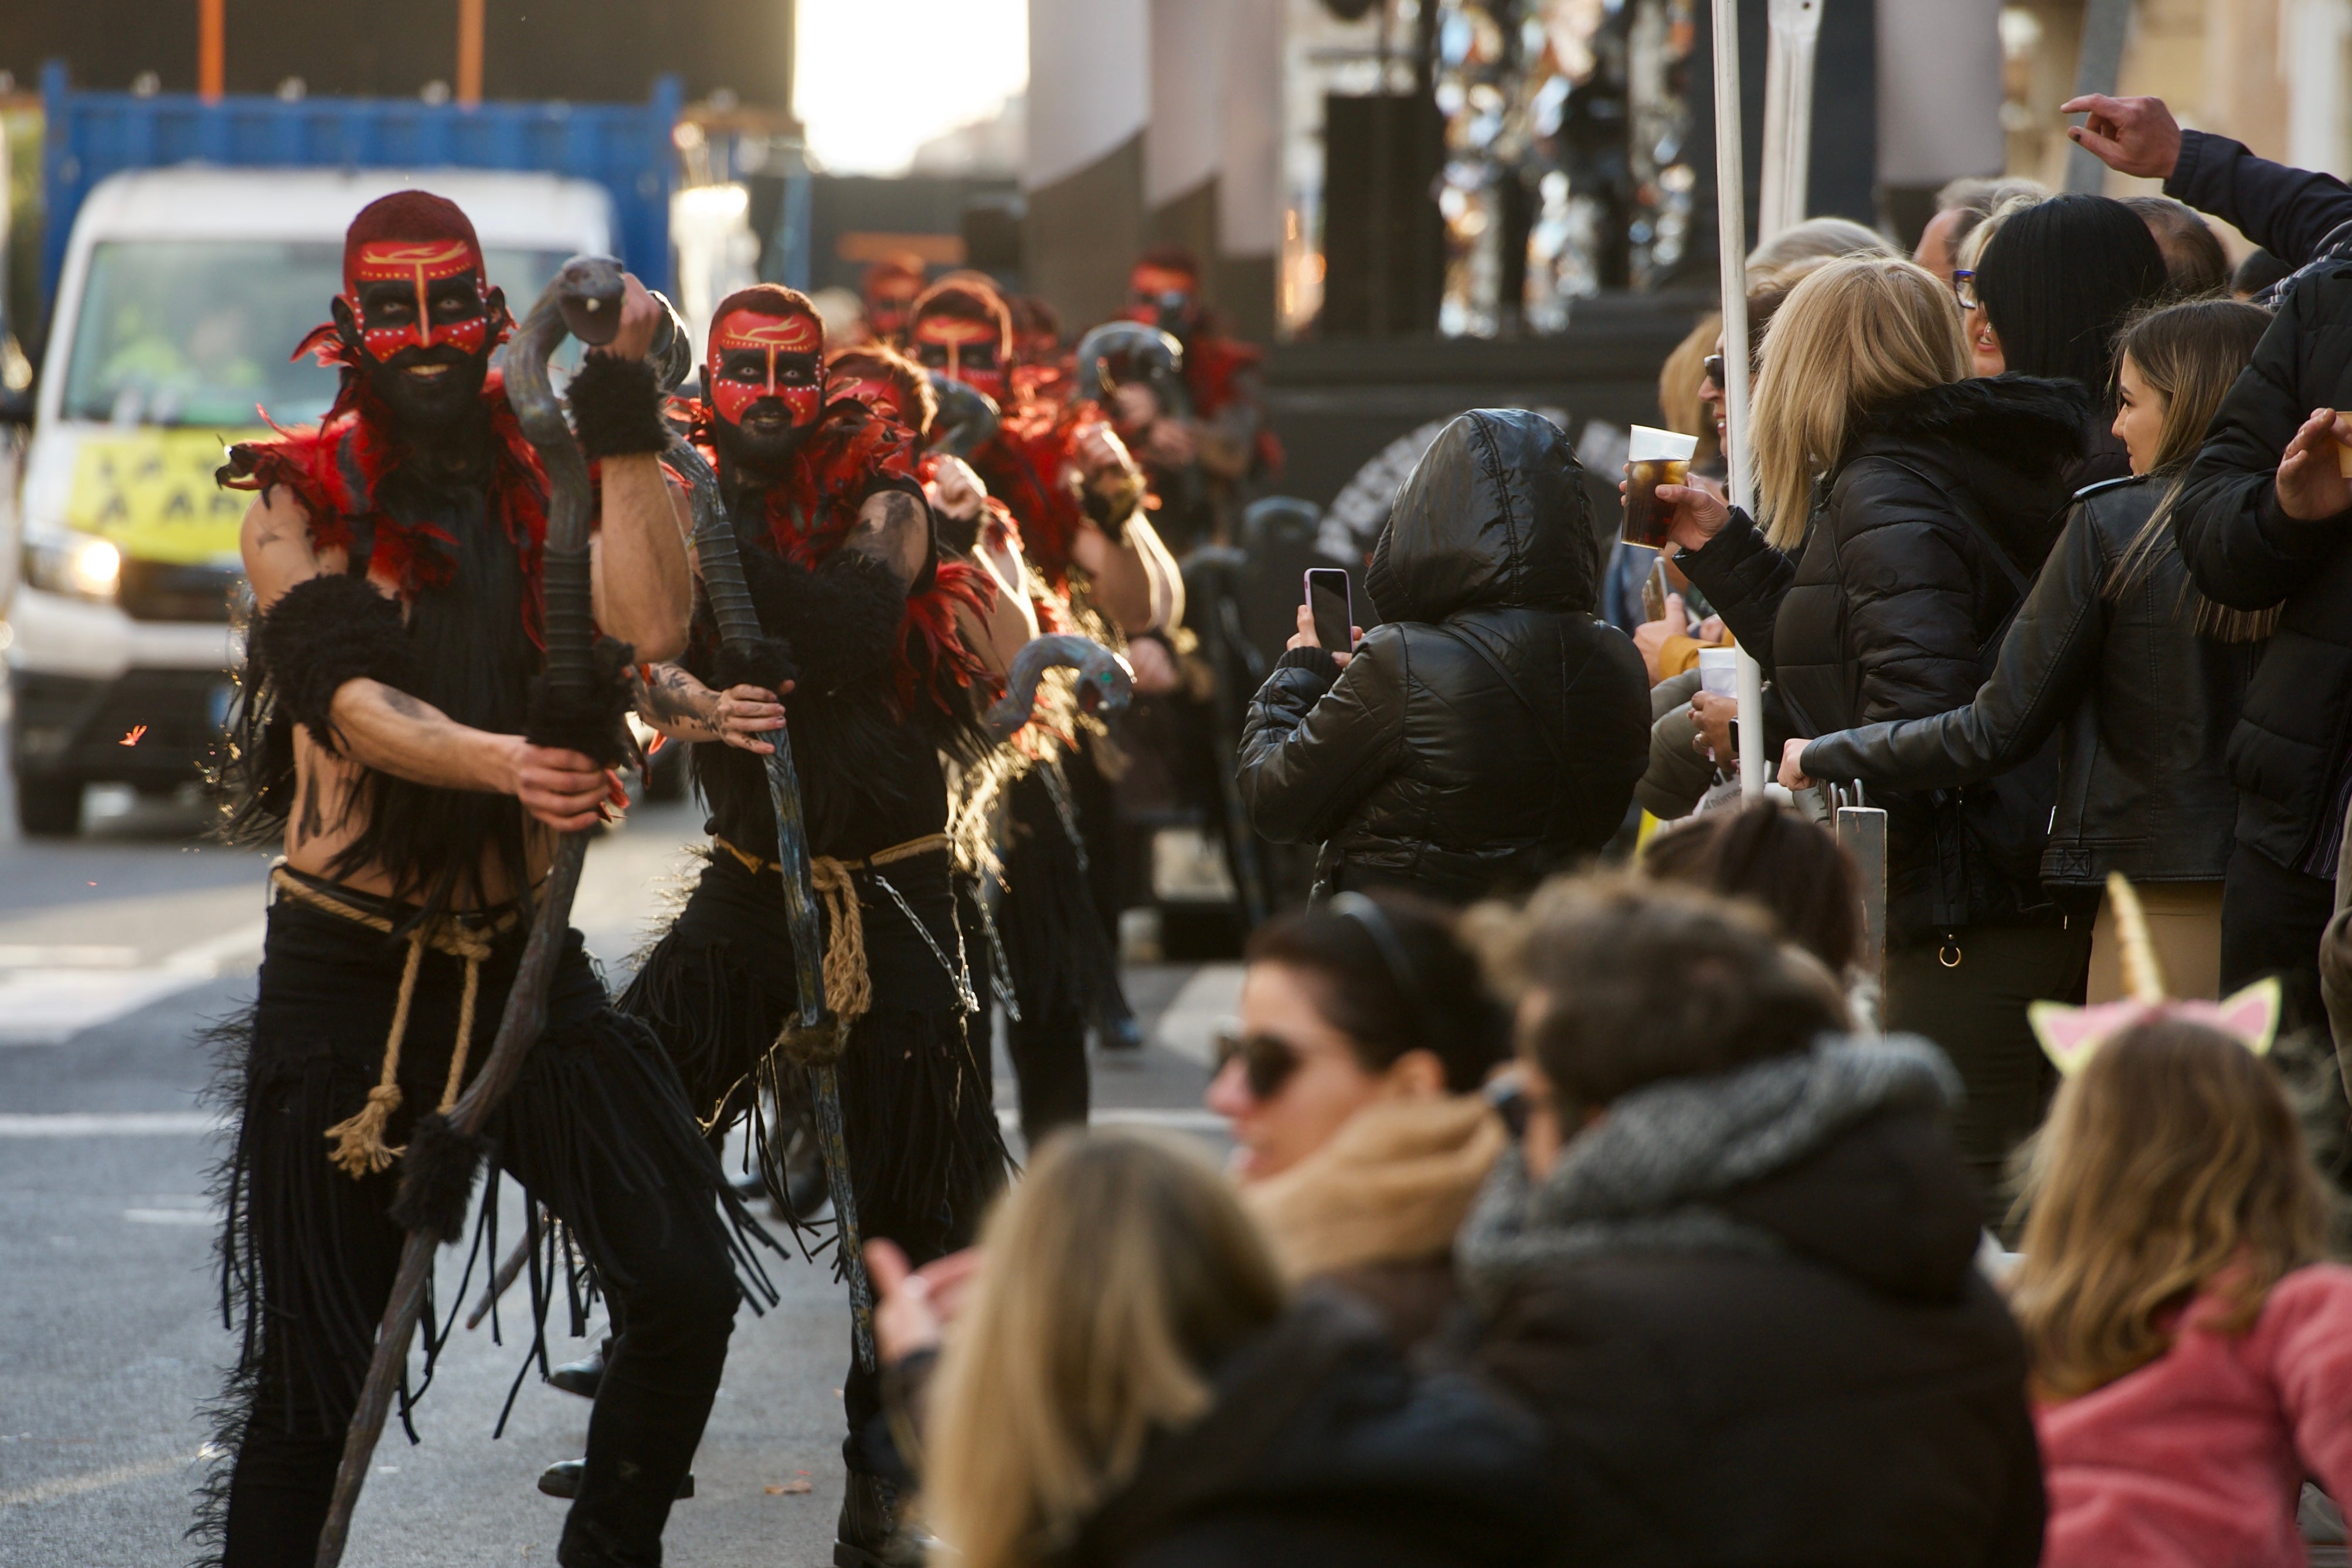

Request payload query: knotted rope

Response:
[270,868,521,1178]
[713,832,950,1064]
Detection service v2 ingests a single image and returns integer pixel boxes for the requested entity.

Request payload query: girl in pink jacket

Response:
[2009,1016,2352,1567]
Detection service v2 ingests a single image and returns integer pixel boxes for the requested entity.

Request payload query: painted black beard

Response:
[365,343,491,437]
[710,400,814,480]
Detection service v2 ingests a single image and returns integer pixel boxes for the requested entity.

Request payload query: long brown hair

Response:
[1750,257,1968,546]
[2102,298,2278,641]
[2009,1019,2331,1402]
[924,1129,1287,1568]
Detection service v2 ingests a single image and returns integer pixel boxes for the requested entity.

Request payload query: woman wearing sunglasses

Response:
[1206,893,1510,1349]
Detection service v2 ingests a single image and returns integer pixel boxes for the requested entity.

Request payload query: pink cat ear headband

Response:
[2027,875,2282,1077]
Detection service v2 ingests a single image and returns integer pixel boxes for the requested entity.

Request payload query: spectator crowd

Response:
[845,90,2352,1568]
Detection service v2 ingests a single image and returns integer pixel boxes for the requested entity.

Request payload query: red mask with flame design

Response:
[707,305,825,430]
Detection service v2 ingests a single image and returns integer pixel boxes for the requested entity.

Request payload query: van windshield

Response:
[61,240,572,427]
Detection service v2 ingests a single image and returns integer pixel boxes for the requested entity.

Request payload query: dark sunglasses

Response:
[1703,352,1725,389]
[1212,1022,1301,1101]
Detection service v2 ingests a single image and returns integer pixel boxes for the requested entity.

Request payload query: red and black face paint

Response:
[910,313,1006,403]
[1125,262,1201,339]
[829,372,905,427]
[708,307,824,430]
[317,192,508,434]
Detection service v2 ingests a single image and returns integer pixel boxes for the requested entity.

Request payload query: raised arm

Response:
[2065,94,2352,266]
[585,277,694,661]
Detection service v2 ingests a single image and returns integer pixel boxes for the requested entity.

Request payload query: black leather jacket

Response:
[1680,377,2086,944]
[1800,476,2252,888]
[2176,263,2352,873]
[1236,409,1650,904]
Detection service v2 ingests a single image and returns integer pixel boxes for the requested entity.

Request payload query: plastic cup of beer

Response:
[1697,645,1740,699]
[1623,424,1701,549]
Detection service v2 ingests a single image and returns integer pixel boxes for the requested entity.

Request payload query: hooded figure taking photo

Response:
[1236,409,1649,906]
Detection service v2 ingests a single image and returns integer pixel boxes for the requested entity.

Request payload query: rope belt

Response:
[712,832,951,1032]
[269,867,522,1179]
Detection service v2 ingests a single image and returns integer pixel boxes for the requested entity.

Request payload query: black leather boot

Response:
[835,1471,926,1567]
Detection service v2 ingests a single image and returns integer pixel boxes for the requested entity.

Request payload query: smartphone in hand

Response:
[1306,567,1353,652]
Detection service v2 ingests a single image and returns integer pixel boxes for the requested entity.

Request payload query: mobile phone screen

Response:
[1306,568,1352,652]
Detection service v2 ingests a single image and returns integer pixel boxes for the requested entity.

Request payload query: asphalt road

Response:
[0,739,1238,1566]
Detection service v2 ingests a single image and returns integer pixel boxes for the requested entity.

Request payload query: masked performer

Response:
[859,253,928,348]
[207,192,766,1568]
[1118,245,1281,550]
[614,286,1010,1566]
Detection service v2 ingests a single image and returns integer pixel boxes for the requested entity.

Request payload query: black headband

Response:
[1328,892,1437,1059]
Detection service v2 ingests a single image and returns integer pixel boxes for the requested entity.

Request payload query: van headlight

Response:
[23,533,123,601]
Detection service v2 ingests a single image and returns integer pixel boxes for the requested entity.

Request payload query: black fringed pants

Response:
[617,848,1009,1476]
[209,883,762,1568]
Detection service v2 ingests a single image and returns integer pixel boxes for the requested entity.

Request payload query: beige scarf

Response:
[1244,1094,1507,1282]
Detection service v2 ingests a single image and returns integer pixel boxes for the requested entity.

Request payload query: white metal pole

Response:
[1758,0,1823,237]
[1709,0,1769,800]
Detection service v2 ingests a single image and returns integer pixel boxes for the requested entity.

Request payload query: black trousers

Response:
[1883,919,2092,1231]
[2222,838,2336,1036]
[212,889,754,1568]
[618,848,1008,1477]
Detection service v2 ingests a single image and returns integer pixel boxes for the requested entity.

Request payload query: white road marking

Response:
[1153,962,1245,1064]
[0,1113,224,1137]
[0,945,141,968]
[0,1451,203,1509]
[0,919,265,1045]
[123,1208,220,1225]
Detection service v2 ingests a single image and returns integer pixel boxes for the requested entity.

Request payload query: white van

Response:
[5,166,611,835]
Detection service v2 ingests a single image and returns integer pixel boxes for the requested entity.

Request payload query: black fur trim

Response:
[740,543,906,695]
[566,353,672,461]
[254,573,415,751]
[1854,375,2089,467]
[388,1111,492,1243]
[714,635,798,695]
[525,634,638,764]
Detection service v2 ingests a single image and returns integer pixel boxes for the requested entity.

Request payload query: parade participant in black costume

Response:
[613,285,1012,1566]
[207,191,769,1568]
[912,280,1185,1105]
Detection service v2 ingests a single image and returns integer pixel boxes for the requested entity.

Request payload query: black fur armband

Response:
[567,353,672,461]
[526,634,639,766]
[714,635,798,695]
[388,1112,491,1243]
[253,574,415,751]
[740,543,905,695]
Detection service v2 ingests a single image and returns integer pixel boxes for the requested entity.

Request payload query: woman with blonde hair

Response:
[878,1128,1548,1568]
[1786,298,2273,1008]
[2011,1018,2352,1566]
[1660,254,2093,1222]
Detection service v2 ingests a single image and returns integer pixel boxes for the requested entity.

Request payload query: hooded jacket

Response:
[1678,376,2086,943]
[1456,1035,2045,1568]
[1235,410,1650,904]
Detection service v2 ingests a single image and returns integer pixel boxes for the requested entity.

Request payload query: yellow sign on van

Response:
[65,428,260,566]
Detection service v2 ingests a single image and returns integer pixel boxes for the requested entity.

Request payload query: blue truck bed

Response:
[39,60,680,303]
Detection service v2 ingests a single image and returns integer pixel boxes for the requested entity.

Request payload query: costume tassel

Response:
[324,1083,405,1178]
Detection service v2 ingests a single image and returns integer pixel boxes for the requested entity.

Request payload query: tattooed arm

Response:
[631,662,790,754]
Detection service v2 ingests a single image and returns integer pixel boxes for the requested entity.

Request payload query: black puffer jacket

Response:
[1235,409,1649,903]
[1455,1035,2044,1568]
[1680,377,2086,943]
[1800,476,2254,888]
[2175,264,2352,873]
[1055,1290,1552,1568]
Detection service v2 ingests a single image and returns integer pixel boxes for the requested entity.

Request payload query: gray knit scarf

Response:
[1456,1033,1959,1315]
